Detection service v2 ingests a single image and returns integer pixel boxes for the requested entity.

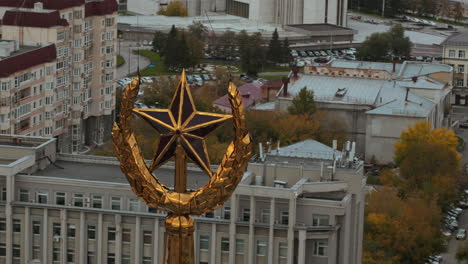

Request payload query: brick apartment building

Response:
[0,0,118,153]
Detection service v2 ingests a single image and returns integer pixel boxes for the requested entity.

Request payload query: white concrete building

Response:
[270,60,453,164]
[0,134,365,264]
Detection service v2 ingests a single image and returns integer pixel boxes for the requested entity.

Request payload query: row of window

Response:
[448,49,466,59]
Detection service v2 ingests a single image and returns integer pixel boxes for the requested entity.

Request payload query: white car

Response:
[141,77,153,83]
[456,228,466,240]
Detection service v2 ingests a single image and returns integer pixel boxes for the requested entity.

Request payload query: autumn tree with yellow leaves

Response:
[157,1,188,17]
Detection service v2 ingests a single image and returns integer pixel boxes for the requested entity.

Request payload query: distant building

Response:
[0,134,365,264]
[442,32,468,106]
[212,83,262,113]
[0,0,118,153]
[267,60,453,164]
[119,0,347,26]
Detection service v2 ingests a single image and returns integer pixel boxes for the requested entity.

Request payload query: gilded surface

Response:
[112,71,252,264]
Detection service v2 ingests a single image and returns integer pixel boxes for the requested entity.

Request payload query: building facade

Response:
[0,134,365,264]
[0,0,118,153]
[269,60,453,164]
[442,32,468,106]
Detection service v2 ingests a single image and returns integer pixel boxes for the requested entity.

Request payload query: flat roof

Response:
[288,23,354,32]
[301,191,348,201]
[33,160,210,189]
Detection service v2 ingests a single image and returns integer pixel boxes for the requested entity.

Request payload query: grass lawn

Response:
[258,74,288,81]
[261,64,291,73]
[131,50,177,76]
[117,55,125,68]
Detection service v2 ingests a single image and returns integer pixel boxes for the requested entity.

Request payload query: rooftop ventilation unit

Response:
[335,88,347,97]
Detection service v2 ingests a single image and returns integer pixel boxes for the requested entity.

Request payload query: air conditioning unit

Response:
[53,236,61,242]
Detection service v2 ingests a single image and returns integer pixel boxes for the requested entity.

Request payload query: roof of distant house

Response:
[441,31,468,46]
[213,83,263,109]
[261,80,284,90]
[0,0,84,10]
[3,10,69,28]
[0,44,56,78]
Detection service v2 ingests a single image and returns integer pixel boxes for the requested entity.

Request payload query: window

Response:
[33,246,40,259]
[0,218,5,231]
[33,220,41,235]
[313,240,328,256]
[279,242,288,258]
[312,215,330,226]
[261,209,270,223]
[105,59,113,68]
[67,224,76,238]
[88,252,96,264]
[111,196,121,210]
[1,81,10,91]
[53,248,60,261]
[224,207,231,220]
[88,225,96,240]
[129,198,139,211]
[143,230,152,245]
[92,195,102,208]
[205,212,214,218]
[256,240,267,256]
[105,17,115,27]
[122,228,131,243]
[56,192,66,205]
[108,227,116,241]
[13,219,20,232]
[281,211,289,225]
[19,189,29,202]
[107,253,115,264]
[221,237,230,252]
[37,191,48,204]
[67,249,74,263]
[73,194,84,207]
[460,50,466,58]
[243,208,250,222]
[0,243,4,256]
[0,188,5,201]
[143,256,152,264]
[236,239,244,254]
[199,235,209,251]
[12,244,20,258]
[457,78,464,87]
[53,223,61,236]
[459,64,465,73]
[449,50,456,57]
[122,254,131,264]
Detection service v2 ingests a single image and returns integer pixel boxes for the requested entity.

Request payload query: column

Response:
[286,197,296,264]
[328,230,337,264]
[267,198,275,264]
[248,196,255,264]
[194,221,199,264]
[97,213,103,264]
[5,175,14,264]
[342,205,352,262]
[79,211,86,264]
[115,215,122,264]
[210,223,217,264]
[60,209,67,264]
[153,218,159,264]
[42,209,48,264]
[297,230,306,264]
[134,216,141,263]
[228,195,238,264]
[24,207,31,262]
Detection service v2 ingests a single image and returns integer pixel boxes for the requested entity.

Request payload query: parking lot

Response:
[291,47,357,66]
[441,207,468,263]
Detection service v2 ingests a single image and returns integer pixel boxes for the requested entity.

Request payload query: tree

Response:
[363,187,445,264]
[157,1,188,16]
[267,28,282,63]
[152,31,167,55]
[188,21,207,39]
[164,25,179,70]
[280,38,292,64]
[239,32,266,76]
[453,2,465,22]
[387,24,412,57]
[457,242,468,263]
[357,32,390,60]
[438,0,452,18]
[288,87,316,116]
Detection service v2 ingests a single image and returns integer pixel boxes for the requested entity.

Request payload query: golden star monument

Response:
[112,71,252,264]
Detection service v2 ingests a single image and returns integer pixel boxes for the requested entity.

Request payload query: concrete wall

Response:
[365,114,423,164]
[127,0,160,15]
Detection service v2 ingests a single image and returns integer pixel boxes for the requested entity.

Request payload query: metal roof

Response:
[329,60,402,76]
[268,139,341,160]
[396,76,446,90]
[366,92,434,117]
[441,31,468,47]
[397,62,452,78]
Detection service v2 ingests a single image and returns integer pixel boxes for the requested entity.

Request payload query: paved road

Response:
[117,40,151,79]
[441,209,467,264]
[411,43,443,57]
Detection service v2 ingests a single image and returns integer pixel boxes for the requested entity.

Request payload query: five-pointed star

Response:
[133,71,232,177]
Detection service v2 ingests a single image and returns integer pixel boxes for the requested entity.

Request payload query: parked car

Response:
[306,50,314,57]
[299,51,308,57]
[456,228,467,240]
[141,77,153,83]
[442,230,452,238]
[313,51,321,56]
[314,57,329,63]
[460,122,468,129]
[320,50,327,56]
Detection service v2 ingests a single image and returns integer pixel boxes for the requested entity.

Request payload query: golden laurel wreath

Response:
[112,76,252,216]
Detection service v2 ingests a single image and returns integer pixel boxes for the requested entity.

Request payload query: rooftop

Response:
[34,160,210,189]
[441,31,468,46]
[267,139,342,160]
[3,10,69,28]
[287,23,354,32]
[0,44,56,77]
[0,0,85,10]
[213,83,263,108]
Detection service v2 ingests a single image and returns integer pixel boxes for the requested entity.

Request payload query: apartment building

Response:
[0,0,118,153]
[0,134,365,264]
